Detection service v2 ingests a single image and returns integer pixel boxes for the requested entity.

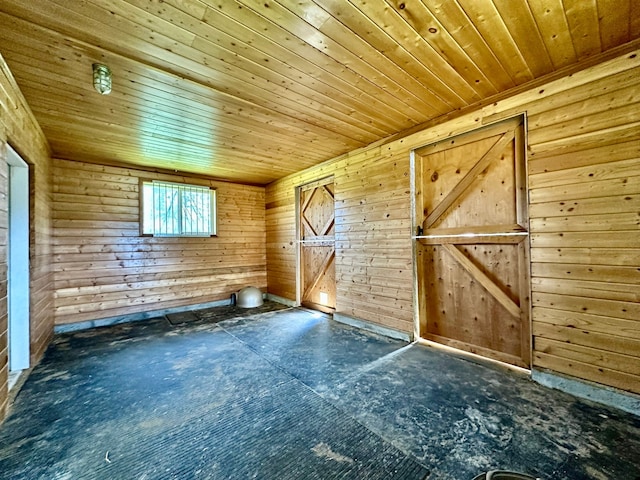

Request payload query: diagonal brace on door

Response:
[303,248,335,300]
[424,129,515,229]
[442,243,521,318]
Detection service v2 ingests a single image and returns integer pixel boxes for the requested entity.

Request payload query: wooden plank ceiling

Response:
[0,1,638,185]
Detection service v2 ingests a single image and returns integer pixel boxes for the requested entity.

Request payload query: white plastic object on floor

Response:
[472,471,542,480]
[236,286,264,308]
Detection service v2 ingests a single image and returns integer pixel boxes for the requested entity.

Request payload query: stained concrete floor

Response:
[1,307,639,479]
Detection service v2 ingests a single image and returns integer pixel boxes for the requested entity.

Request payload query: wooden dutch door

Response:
[299,177,336,312]
[414,116,531,368]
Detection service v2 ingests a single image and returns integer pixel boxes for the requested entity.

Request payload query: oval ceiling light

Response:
[92,63,112,95]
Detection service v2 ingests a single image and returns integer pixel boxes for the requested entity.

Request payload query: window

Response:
[141,180,216,237]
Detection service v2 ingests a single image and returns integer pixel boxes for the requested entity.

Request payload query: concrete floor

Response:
[1,306,639,479]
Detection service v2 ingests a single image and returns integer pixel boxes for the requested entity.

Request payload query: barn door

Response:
[299,177,336,313]
[414,116,531,368]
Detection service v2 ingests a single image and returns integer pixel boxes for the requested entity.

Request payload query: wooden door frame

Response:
[410,114,533,368]
[295,175,335,310]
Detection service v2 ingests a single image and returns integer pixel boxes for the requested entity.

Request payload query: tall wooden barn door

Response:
[414,116,531,368]
[299,177,336,313]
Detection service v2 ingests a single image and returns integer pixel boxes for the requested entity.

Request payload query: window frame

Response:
[139,178,217,238]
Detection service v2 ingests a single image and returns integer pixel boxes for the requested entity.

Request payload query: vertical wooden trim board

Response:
[266,49,640,395]
[0,53,53,423]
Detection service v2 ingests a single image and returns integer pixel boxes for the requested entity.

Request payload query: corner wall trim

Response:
[333,312,412,342]
[532,368,640,417]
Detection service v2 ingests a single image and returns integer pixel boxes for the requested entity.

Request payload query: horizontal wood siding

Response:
[526,71,640,394]
[53,160,266,325]
[267,147,414,332]
[0,54,53,422]
[266,50,640,394]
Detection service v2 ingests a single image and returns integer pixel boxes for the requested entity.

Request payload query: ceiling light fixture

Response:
[92,63,112,95]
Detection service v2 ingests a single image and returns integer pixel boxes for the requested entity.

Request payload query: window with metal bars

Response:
[141,180,216,237]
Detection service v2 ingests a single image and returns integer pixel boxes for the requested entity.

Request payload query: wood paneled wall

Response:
[266,49,640,395]
[0,54,53,422]
[267,145,414,333]
[52,160,266,325]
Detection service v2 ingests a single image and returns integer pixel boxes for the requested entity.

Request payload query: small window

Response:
[141,180,216,237]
